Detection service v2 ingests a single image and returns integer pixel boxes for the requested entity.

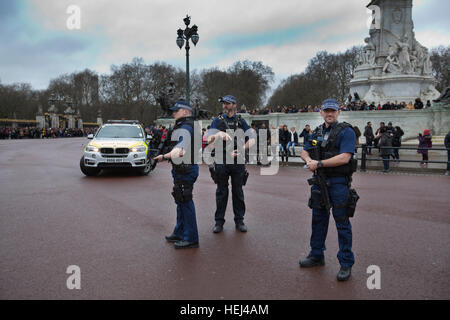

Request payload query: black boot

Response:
[299,256,325,268]
[174,240,199,249]
[235,222,248,232]
[165,234,183,243]
[337,267,352,281]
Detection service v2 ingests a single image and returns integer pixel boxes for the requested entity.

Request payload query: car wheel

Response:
[136,158,152,176]
[80,157,100,176]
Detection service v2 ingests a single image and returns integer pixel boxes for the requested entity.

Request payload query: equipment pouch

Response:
[346,188,360,218]
[172,183,193,203]
[172,184,184,203]
[181,184,193,202]
[308,190,324,210]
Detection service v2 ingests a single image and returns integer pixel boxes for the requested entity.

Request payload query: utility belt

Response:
[308,175,359,220]
[172,163,193,175]
[209,164,249,186]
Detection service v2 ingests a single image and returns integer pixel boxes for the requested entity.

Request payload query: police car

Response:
[80,120,152,176]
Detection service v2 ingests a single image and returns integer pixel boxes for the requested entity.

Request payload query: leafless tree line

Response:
[1,46,447,123]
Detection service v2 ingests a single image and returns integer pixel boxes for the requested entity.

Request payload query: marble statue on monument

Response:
[349,0,440,104]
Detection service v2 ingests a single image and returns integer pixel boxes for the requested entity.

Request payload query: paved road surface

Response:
[0,138,449,299]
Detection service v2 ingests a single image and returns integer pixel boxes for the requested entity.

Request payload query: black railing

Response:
[151,142,450,171]
[358,144,449,171]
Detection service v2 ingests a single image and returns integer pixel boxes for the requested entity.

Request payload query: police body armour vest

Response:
[311,122,355,177]
[216,113,245,155]
[167,116,197,165]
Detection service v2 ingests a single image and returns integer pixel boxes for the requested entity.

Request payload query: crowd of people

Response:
[250,120,439,173]
[148,121,444,174]
[364,121,406,172]
[238,105,322,114]
[236,97,431,115]
[3,118,442,174]
[344,97,430,111]
[0,126,96,139]
[364,121,439,172]
[276,124,313,165]
[146,125,170,150]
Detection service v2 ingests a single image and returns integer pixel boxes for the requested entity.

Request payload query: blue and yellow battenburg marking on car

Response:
[80,120,152,176]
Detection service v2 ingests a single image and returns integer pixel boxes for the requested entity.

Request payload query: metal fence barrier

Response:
[358,144,450,171]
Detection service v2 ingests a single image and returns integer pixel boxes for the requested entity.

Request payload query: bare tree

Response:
[430,45,450,92]
[268,47,360,107]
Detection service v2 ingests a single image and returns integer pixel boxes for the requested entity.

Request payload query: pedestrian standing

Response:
[418,129,432,167]
[286,127,298,157]
[364,122,374,155]
[279,125,290,164]
[392,126,404,162]
[379,127,393,172]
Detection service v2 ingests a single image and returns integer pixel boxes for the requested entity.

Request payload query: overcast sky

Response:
[1,0,449,91]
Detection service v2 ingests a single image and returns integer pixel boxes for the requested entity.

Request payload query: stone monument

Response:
[349,0,440,104]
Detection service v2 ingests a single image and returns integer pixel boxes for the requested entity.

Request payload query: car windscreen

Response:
[96,126,143,139]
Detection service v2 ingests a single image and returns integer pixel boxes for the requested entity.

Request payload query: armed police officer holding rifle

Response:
[299,98,359,281]
[153,101,200,249]
[206,95,256,234]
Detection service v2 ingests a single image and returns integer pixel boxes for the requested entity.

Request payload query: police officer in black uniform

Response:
[154,101,200,249]
[207,95,255,233]
[299,98,359,281]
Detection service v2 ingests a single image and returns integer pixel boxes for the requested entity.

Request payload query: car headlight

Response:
[86,146,99,152]
[131,146,146,152]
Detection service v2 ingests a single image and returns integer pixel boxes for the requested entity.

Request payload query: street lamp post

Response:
[176,15,199,105]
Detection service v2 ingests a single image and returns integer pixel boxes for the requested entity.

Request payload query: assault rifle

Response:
[307,139,332,214]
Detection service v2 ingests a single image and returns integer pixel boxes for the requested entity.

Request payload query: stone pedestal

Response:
[351,74,440,104]
[97,117,103,126]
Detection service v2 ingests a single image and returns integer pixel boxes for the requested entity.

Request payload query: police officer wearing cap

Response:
[299,98,358,281]
[154,101,200,249]
[207,95,255,233]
